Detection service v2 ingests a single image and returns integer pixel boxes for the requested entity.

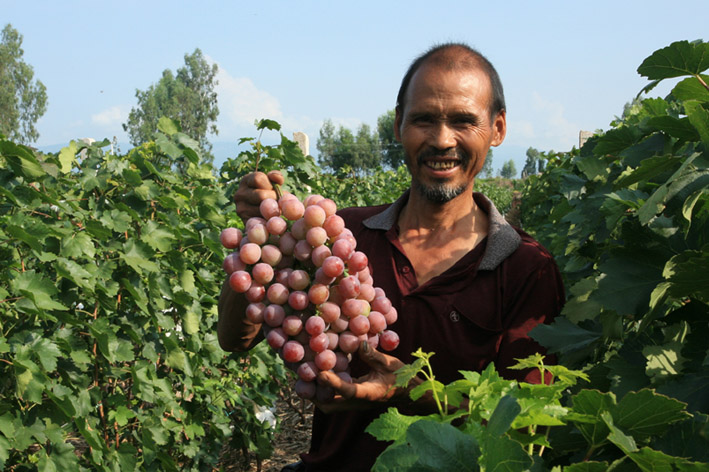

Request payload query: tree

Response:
[500,159,517,179]
[123,48,218,160]
[316,119,381,175]
[522,146,540,177]
[377,110,405,169]
[0,24,48,144]
[480,149,494,178]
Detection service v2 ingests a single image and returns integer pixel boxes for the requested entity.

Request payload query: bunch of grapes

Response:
[220,191,400,401]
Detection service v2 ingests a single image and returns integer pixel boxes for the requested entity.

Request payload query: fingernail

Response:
[362,341,370,353]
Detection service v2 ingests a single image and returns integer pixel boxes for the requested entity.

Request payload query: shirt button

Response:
[449,311,460,322]
[401,266,411,274]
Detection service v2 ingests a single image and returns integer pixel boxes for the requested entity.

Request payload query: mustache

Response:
[416,147,471,166]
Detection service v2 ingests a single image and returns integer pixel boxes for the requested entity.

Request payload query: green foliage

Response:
[369,352,707,471]
[377,109,406,169]
[0,129,289,470]
[123,48,219,163]
[316,119,382,175]
[500,159,518,179]
[0,23,48,144]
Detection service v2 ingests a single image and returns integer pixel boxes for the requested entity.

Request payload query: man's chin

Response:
[414,181,467,204]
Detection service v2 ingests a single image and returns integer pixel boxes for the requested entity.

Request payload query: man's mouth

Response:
[425,160,459,170]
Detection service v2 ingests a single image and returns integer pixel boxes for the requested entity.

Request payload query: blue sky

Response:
[3,1,708,173]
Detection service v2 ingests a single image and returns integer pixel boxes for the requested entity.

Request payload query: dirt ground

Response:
[220,382,314,472]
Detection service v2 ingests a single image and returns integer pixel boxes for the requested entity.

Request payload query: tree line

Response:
[2,22,541,179]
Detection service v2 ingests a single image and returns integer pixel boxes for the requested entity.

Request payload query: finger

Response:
[267,170,285,186]
[244,171,275,190]
[318,370,358,399]
[358,341,404,373]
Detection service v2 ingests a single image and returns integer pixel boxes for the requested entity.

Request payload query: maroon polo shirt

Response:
[301,191,565,472]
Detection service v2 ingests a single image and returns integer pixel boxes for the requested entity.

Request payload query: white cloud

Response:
[91,106,128,127]
[506,92,580,152]
[530,92,579,148]
[215,63,283,129]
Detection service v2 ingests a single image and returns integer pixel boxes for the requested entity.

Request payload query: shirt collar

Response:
[362,189,520,270]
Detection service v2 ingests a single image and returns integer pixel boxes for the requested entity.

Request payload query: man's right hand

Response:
[234,170,284,221]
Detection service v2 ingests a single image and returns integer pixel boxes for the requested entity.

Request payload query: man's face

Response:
[395,63,506,204]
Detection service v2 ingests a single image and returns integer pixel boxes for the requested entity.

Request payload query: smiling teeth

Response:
[428,161,458,170]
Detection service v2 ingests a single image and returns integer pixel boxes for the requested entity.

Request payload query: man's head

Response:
[396,43,506,121]
[394,43,507,204]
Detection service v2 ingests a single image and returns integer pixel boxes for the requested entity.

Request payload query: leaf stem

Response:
[695,74,709,92]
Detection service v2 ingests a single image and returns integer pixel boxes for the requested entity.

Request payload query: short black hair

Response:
[395,43,506,120]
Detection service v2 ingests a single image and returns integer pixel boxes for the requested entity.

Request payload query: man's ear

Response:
[490,110,507,147]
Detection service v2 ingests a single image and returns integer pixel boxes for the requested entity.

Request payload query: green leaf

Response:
[602,411,638,453]
[530,317,601,355]
[594,252,665,316]
[662,251,709,303]
[637,40,709,80]
[406,419,481,471]
[571,389,617,448]
[10,270,68,311]
[61,231,96,259]
[481,434,533,472]
[120,239,160,274]
[684,100,709,147]
[366,408,425,443]
[485,395,521,437]
[371,443,420,472]
[613,389,690,441]
[563,463,610,472]
[140,220,175,252]
[0,140,46,179]
[57,141,78,173]
[672,75,709,102]
[157,116,181,136]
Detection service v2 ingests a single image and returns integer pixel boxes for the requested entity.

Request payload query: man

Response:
[219,43,564,471]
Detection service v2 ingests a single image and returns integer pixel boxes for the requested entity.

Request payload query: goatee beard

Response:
[413,147,472,204]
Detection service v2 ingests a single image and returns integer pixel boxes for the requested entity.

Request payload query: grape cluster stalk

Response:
[220,192,400,401]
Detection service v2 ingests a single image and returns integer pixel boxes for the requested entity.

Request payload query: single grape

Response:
[266,328,287,349]
[282,199,305,221]
[367,311,387,334]
[308,284,330,305]
[282,340,305,363]
[252,262,274,285]
[371,296,393,314]
[245,282,266,303]
[229,270,252,293]
[282,315,304,336]
[279,232,297,256]
[264,304,286,327]
[310,245,332,267]
[314,349,337,371]
[245,303,266,323]
[260,198,281,219]
[288,291,309,311]
[295,380,316,399]
[223,252,246,274]
[260,244,283,267]
[291,218,308,240]
[293,239,312,262]
[323,214,345,238]
[347,251,368,272]
[266,283,289,305]
[338,331,360,353]
[332,239,354,261]
[384,306,398,325]
[303,194,324,207]
[306,226,328,247]
[247,223,268,246]
[348,314,371,336]
[318,302,341,324]
[297,361,319,382]
[304,204,327,227]
[239,243,262,265]
[266,216,288,236]
[220,227,243,249]
[288,269,310,291]
[322,256,345,278]
[379,330,400,351]
[309,332,329,353]
[305,315,326,336]
[316,198,337,217]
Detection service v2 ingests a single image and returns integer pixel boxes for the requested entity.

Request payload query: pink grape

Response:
[308,284,330,305]
[349,315,371,336]
[295,380,316,399]
[336,371,353,383]
[333,352,350,372]
[323,214,345,238]
[279,232,297,256]
[358,283,375,302]
[338,331,360,353]
[247,224,268,245]
[367,311,387,334]
[306,226,328,247]
[309,332,329,353]
[282,315,304,336]
[239,243,262,265]
[332,239,354,261]
[305,316,326,336]
[220,227,242,249]
[326,332,339,350]
[330,316,349,333]
[260,244,283,267]
[266,216,287,236]
[347,251,368,272]
[293,239,312,262]
[266,328,287,349]
[278,191,298,208]
[315,349,337,371]
[304,205,326,227]
[317,198,337,217]
[288,269,310,290]
[229,270,252,293]
[319,302,341,324]
[371,296,393,314]
[245,282,266,303]
[264,304,286,327]
[297,361,319,382]
[304,194,324,207]
[288,291,309,311]
[245,217,267,231]
[252,263,274,285]
[314,267,336,285]
[291,218,308,240]
[282,341,305,363]
[322,256,345,278]
[384,307,398,325]
[341,298,366,318]
[260,198,281,219]
[245,303,266,323]
[266,283,289,305]
[311,245,332,267]
[367,334,380,350]
[338,275,361,299]
[275,268,293,285]
[282,198,305,221]
[379,330,400,351]
[374,287,386,299]
[223,252,246,274]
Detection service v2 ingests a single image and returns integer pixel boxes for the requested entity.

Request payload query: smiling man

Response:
[219,43,565,472]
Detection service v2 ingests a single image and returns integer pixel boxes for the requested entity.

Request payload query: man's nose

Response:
[429,122,457,149]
